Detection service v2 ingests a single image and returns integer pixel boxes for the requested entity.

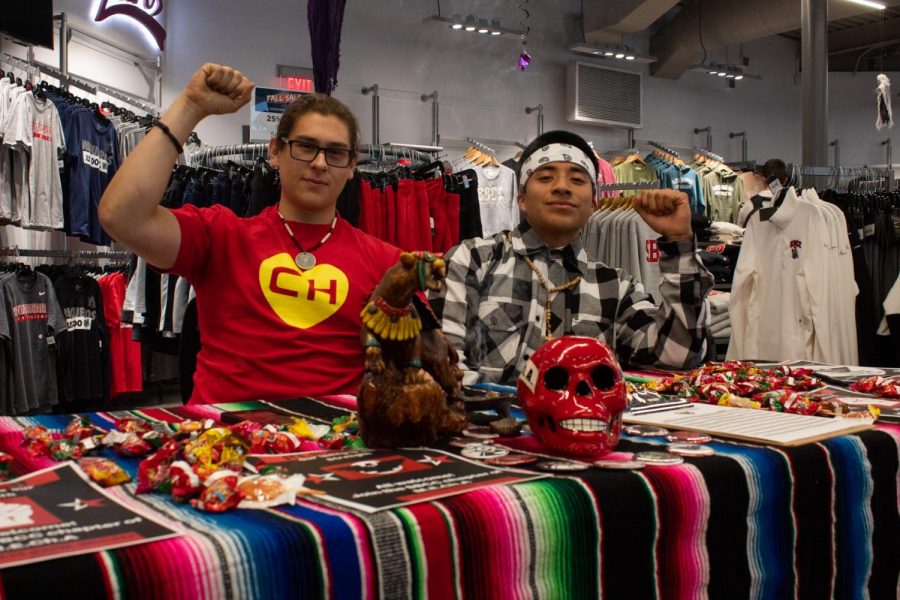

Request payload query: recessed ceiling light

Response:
[734,75,744,80]
[625,55,635,60]
[450,23,463,29]
[615,53,625,59]
[490,30,502,36]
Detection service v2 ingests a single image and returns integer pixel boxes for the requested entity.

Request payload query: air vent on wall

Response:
[567,62,642,128]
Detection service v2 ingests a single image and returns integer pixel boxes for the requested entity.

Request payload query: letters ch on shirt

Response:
[258,253,350,329]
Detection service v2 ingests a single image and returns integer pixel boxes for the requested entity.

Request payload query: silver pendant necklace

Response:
[277,207,338,270]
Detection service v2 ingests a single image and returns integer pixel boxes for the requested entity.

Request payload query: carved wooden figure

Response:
[358,252,467,447]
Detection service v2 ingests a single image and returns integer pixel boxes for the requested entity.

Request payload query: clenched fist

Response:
[182,63,254,119]
[632,189,693,242]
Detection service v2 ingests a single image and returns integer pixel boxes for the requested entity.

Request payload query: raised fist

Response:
[183,63,254,118]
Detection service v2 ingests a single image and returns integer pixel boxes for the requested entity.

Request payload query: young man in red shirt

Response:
[100,64,401,404]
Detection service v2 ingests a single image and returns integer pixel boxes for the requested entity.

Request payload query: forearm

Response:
[99,95,205,250]
[618,239,713,369]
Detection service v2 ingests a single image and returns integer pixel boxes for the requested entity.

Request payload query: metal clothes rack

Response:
[191,143,439,169]
[788,164,894,192]
[441,137,526,151]
[646,140,681,158]
[0,248,131,262]
[597,181,661,192]
[192,144,269,167]
[0,52,159,115]
[694,148,726,163]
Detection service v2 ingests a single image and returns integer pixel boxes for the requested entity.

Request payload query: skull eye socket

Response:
[543,366,569,391]
[591,365,617,390]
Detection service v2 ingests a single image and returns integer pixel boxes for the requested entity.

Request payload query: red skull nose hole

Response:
[591,365,617,390]
[543,366,569,391]
[575,380,592,396]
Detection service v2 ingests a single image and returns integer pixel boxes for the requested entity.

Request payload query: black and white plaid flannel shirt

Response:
[429,222,714,385]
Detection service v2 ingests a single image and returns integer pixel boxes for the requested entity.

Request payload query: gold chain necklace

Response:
[521,253,581,341]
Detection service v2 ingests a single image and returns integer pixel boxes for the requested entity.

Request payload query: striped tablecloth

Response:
[0,398,897,600]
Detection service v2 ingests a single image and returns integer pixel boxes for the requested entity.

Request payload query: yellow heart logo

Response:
[258,253,349,329]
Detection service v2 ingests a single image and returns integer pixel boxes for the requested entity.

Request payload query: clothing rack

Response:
[466,138,496,157]
[694,148,725,163]
[357,144,437,166]
[788,164,894,192]
[0,52,159,115]
[191,144,269,167]
[597,181,661,192]
[441,137,527,151]
[646,141,681,158]
[0,248,131,261]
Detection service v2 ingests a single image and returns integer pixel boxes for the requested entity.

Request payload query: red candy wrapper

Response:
[115,417,151,435]
[168,460,202,502]
[64,417,95,442]
[115,434,153,458]
[136,440,180,494]
[191,470,242,513]
[267,431,302,454]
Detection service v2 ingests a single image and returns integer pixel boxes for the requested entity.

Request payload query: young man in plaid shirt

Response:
[430,130,714,385]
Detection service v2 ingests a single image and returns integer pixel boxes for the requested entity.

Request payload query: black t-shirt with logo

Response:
[54,273,109,407]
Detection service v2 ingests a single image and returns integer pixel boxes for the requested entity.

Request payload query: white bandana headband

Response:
[519,143,598,191]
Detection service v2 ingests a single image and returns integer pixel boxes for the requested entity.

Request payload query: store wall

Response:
[3,1,895,168]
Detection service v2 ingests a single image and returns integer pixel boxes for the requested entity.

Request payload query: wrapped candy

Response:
[168,461,203,502]
[267,431,303,454]
[229,420,263,445]
[79,457,131,487]
[115,417,151,434]
[191,470,242,512]
[64,417,95,442]
[49,439,83,461]
[136,440,180,494]
[22,425,54,457]
[115,434,153,458]
[237,474,305,509]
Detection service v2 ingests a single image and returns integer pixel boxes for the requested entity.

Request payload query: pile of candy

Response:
[15,413,363,512]
[850,376,900,398]
[643,361,847,415]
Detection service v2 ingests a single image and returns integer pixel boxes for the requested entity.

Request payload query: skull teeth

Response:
[557,418,609,433]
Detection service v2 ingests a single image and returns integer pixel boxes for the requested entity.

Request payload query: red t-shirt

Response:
[100,272,142,397]
[167,204,401,404]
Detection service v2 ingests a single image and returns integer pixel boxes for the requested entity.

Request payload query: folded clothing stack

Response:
[708,290,731,339]
[709,221,745,243]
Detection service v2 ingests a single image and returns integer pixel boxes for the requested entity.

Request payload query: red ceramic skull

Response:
[517,336,627,457]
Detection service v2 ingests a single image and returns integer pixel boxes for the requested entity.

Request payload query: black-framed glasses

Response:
[279,137,355,168]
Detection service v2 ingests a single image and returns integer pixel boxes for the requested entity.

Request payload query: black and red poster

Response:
[0,463,180,569]
[248,448,545,513]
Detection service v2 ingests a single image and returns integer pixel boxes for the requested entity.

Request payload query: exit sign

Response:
[276,64,314,93]
[282,76,313,92]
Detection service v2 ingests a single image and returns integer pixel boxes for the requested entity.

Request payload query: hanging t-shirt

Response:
[64,110,120,245]
[54,272,109,406]
[0,271,67,414]
[451,160,519,236]
[99,272,142,398]
[1,86,28,225]
[166,204,402,404]
[0,92,65,229]
[0,79,16,223]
